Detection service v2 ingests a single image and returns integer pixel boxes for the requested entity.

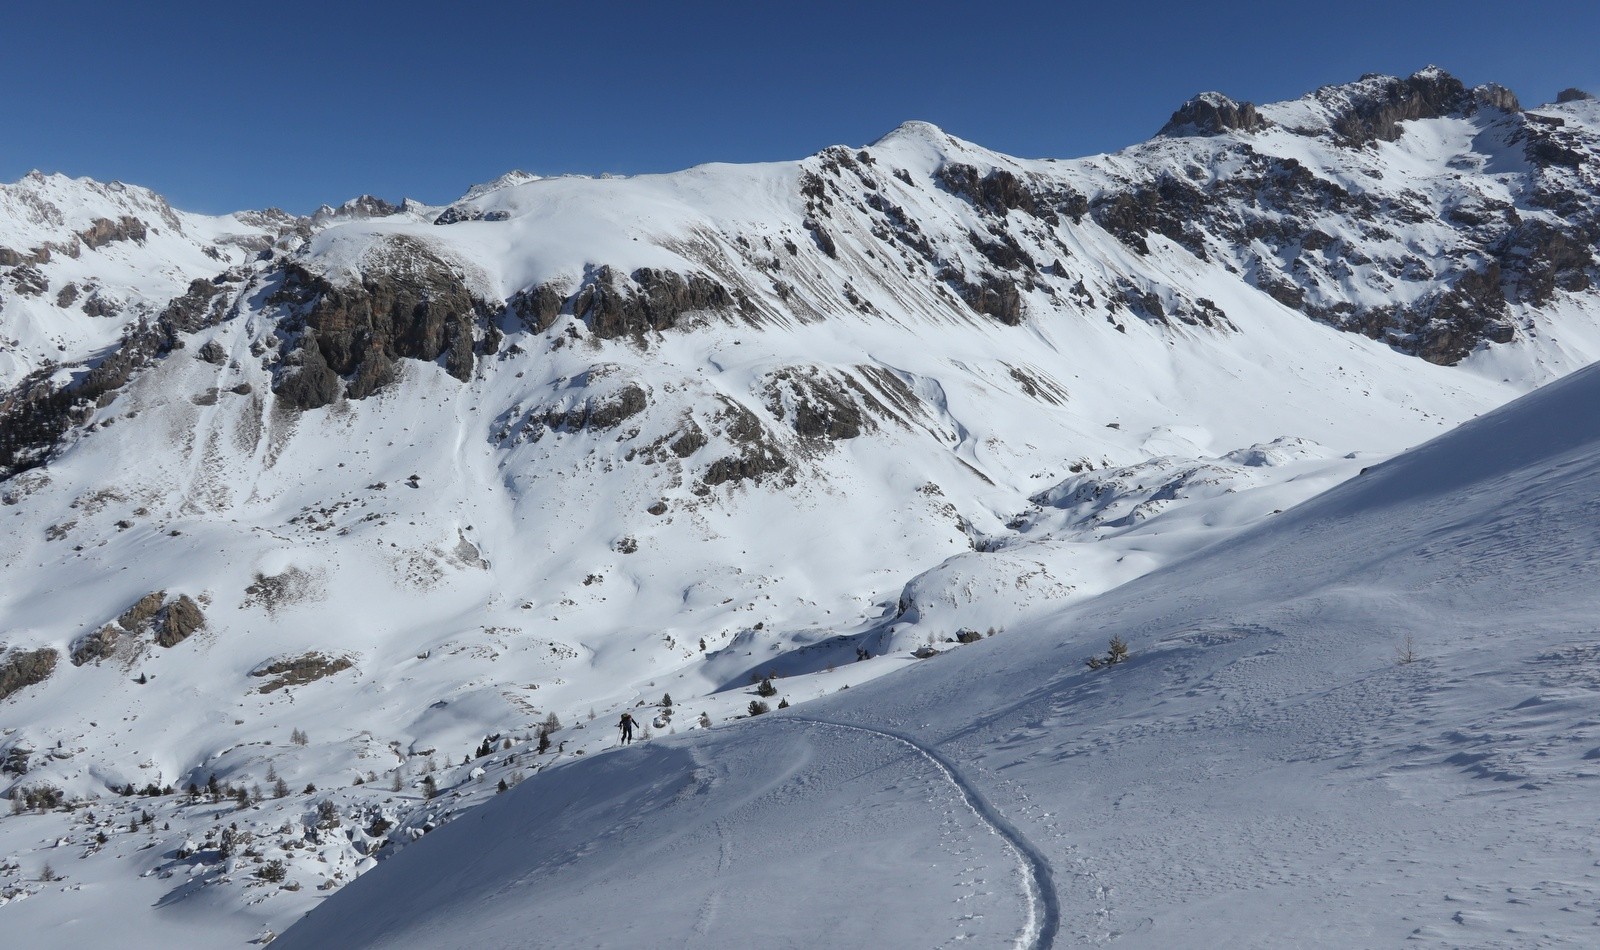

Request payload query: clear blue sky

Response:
[4,0,1596,215]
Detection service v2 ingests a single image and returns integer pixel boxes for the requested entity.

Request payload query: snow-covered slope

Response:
[2,67,1599,944]
[0,172,289,389]
[277,345,1600,950]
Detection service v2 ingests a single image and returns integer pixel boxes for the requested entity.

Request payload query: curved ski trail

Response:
[783,716,1060,950]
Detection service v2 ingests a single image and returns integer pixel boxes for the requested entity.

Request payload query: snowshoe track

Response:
[782,715,1061,950]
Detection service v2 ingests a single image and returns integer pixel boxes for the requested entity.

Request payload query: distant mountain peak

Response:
[873,119,948,145]
[1157,92,1268,137]
[461,169,541,202]
[309,194,404,226]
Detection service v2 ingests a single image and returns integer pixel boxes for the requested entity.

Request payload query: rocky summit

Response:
[1,67,1599,945]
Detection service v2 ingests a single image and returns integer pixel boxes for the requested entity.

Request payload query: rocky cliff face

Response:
[270,241,495,409]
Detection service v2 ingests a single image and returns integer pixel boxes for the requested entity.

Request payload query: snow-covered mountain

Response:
[276,321,1600,950]
[1,67,1598,945]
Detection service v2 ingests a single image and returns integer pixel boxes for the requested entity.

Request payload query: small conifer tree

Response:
[257,859,287,883]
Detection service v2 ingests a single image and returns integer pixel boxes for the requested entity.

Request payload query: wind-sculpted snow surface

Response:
[284,364,1600,946]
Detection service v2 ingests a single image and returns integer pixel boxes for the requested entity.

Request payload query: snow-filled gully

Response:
[780,716,1061,950]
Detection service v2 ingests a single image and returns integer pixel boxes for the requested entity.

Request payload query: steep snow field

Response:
[278,352,1600,950]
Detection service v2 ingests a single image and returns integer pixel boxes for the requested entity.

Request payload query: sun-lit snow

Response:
[277,354,1600,950]
[2,72,1599,947]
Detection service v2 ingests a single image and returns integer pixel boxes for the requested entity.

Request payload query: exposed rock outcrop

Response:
[1325,67,1470,146]
[156,595,206,647]
[79,215,147,250]
[433,206,510,225]
[936,163,1085,224]
[70,625,121,666]
[117,591,166,631]
[269,240,494,410]
[508,283,566,333]
[1471,83,1521,113]
[572,266,739,339]
[197,339,228,365]
[1158,93,1268,137]
[251,653,354,693]
[701,398,790,488]
[309,195,401,227]
[97,591,207,650]
[0,270,243,478]
[0,648,57,700]
[537,384,649,435]
[762,368,873,440]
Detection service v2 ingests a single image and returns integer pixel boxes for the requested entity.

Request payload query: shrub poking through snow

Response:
[756,675,778,697]
[1085,635,1131,670]
[748,700,770,717]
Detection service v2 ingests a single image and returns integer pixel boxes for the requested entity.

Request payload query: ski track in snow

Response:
[691,818,732,941]
[780,715,1061,950]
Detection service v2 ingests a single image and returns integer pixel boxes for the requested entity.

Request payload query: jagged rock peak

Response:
[1315,66,1470,144]
[1157,91,1268,137]
[1472,83,1521,113]
[1557,87,1596,103]
[310,194,403,226]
